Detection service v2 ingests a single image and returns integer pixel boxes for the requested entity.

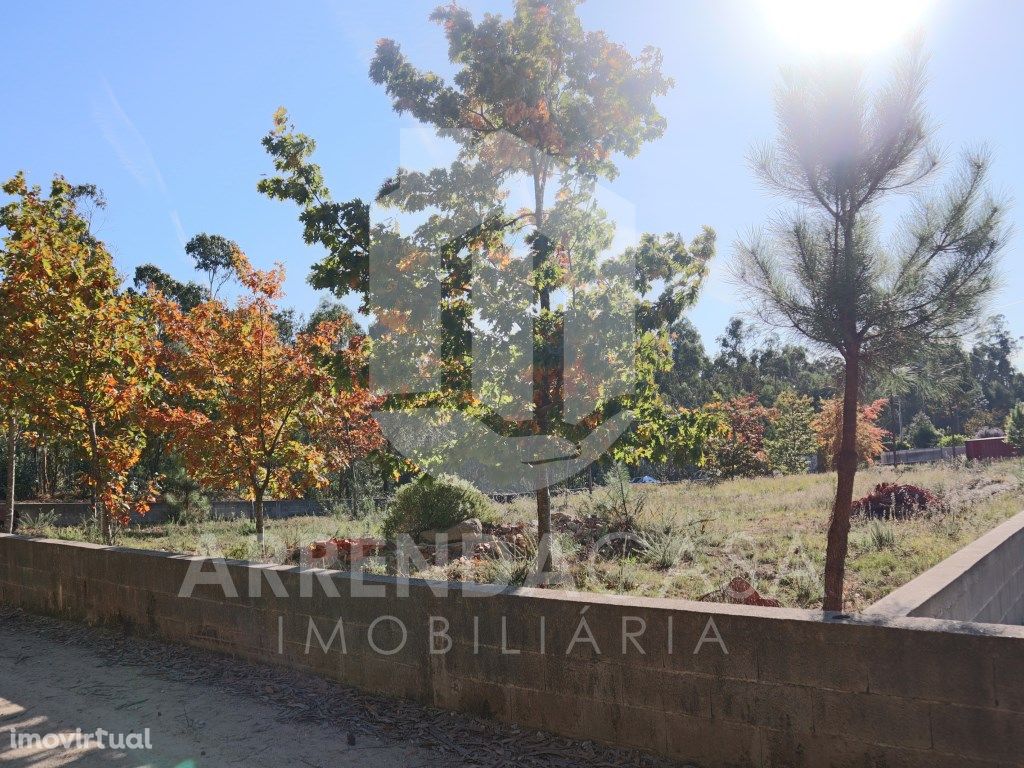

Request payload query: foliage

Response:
[865,520,896,551]
[132,264,208,312]
[735,49,1007,611]
[154,250,383,541]
[907,411,942,449]
[938,433,967,448]
[813,398,889,469]
[1,173,160,541]
[854,482,937,519]
[1005,403,1024,450]
[583,463,649,535]
[381,473,496,539]
[765,390,817,474]
[161,463,210,525]
[184,233,238,297]
[260,0,714,575]
[637,513,695,570]
[703,395,776,478]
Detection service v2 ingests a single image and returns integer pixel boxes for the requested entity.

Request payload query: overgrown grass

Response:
[26,459,1024,612]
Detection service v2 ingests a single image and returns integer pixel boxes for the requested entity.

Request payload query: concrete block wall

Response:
[2,533,1023,767]
[868,509,1024,625]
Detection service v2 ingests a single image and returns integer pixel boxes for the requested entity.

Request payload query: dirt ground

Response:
[0,609,680,768]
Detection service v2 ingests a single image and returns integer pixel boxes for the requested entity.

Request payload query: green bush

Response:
[1005,403,1024,449]
[382,473,496,539]
[907,412,941,448]
[938,433,967,448]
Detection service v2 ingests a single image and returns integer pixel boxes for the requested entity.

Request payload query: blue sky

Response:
[2,0,1021,355]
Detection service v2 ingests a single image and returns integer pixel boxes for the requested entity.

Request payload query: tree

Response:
[132,264,208,311]
[1,173,161,541]
[703,395,776,478]
[184,233,238,297]
[813,398,889,470]
[906,411,941,449]
[736,51,1007,610]
[260,1,712,575]
[155,250,382,544]
[766,390,817,474]
[970,316,1024,424]
[1005,403,1024,450]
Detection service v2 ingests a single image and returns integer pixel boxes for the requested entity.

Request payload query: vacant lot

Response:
[26,459,1023,612]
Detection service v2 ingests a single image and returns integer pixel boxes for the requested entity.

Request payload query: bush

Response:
[161,465,210,525]
[854,482,937,519]
[906,412,941,449]
[938,433,967,447]
[1005,403,1024,449]
[382,473,496,539]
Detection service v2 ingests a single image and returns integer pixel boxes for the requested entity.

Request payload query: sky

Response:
[2,0,1022,357]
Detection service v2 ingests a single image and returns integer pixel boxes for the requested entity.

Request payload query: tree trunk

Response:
[5,416,16,534]
[40,442,49,498]
[254,487,265,547]
[535,485,552,574]
[823,350,860,612]
[86,418,111,544]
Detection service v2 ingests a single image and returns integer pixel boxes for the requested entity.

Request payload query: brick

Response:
[812,689,931,749]
[711,678,814,733]
[663,710,759,767]
[930,702,1024,762]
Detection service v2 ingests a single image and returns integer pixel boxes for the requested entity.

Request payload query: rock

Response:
[446,517,483,538]
[418,517,483,545]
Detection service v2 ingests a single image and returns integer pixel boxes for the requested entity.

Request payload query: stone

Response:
[418,518,483,545]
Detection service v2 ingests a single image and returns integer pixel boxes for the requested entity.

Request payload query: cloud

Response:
[93,79,186,247]
[93,80,168,194]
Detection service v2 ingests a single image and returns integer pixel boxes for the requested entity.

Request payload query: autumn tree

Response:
[1,173,160,541]
[703,395,776,478]
[155,250,382,544]
[736,52,1007,610]
[261,0,714,574]
[813,398,889,470]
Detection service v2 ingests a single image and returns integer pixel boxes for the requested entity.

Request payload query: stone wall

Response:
[868,509,1024,625]
[2,533,1023,767]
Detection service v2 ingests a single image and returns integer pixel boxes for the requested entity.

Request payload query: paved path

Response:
[0,613,431,767]
[0,610,679,768]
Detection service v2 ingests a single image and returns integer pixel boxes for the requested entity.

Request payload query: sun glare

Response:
[758,0,933,57]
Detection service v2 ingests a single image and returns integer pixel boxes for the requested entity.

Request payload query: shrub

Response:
[853,482,937,519]
[938,433,967,447]
[1005,403,1024,449]
[906,412,942,449]
[584,463,649,534]
[381,473,496,539]
[161,465,210,525]
[638,515,692,570]
[866,520,896,550]
[18,507,59,533]
[704,395,777,478]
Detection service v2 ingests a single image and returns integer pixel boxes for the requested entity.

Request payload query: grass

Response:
[27,459,1024,612]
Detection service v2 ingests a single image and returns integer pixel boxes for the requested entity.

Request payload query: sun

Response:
[757,0,933,57]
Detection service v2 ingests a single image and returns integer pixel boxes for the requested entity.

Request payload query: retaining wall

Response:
[867,509,1024,625]
[2,534,1023,767]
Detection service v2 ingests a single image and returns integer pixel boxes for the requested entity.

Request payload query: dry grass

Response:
[33,459,1024,612]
